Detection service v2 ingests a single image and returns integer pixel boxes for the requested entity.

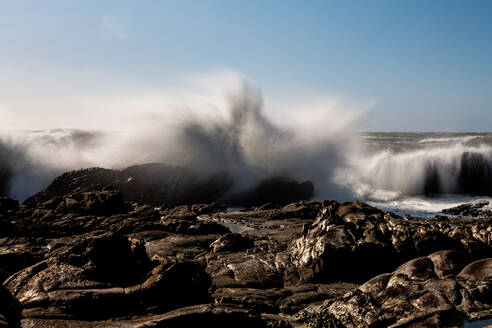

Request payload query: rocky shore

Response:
[0,166,491,327]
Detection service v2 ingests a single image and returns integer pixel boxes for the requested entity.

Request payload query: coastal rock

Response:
[288,200,492,284]
[4,232,211,321]
[0,238,46,279]
[24,164,232,207]
[212,283,357,315]
[20,303,281,328]
[24,164,314,207]
[295,250,492,328]
[1,183,490,327]
[210,233,254,254]
[442,201,492,217]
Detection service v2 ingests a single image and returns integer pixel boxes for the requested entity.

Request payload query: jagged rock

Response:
[23,164,314,207]
[442,201,492,217]
[0,238,46,279]
[1,191,490,327]
[210,233,254,254]
[20,303,282,328]
[159,210,230,236]
[295,250,492,328]
[23,164,232,207]
[4,232,211,321]
[212,283,357,315]
[145,234,222,260]
[288,200,492,284]
[26,189,131,217]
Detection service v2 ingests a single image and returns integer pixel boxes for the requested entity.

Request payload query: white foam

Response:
[418,135,482,144]
[339,143,492,196]
[0,74,365,200]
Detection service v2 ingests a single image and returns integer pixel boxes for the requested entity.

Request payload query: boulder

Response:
[4,232,211,321]
[295,252,492,328]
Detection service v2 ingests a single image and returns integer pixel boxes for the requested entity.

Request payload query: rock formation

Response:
[0,170,490,327]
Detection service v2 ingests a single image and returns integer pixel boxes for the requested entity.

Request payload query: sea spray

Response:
[0,77,363,201]
[347,144,492,197]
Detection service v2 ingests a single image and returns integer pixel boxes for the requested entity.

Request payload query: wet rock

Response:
[23,164,232,207]
[442,201,492,217]
[288,200,492,284]
[1,191,490,327]
[0,238,47,278]
[20,303,281,328]
[207,251,285,289]
[191,202,227,214]
[4,232,211,321]
[295,251,492,328]
[210,233,254,254]
[212,283,357,315]
[145,234,221,260]
[51,189,131,216]
[159,209,230,235]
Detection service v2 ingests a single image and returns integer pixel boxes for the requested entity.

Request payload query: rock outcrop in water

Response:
[0,170,490,327]
[443,201,492,217]
[24,163,313,207]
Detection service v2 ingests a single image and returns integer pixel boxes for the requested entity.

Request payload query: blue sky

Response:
[1,0,491,131]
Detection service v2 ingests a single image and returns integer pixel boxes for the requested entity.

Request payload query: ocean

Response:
[342,132,492,217]
[1,128,492,218]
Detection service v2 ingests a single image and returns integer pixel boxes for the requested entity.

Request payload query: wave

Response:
[0,76,362,201]
[345,144,492,200]
[418,135,482,144]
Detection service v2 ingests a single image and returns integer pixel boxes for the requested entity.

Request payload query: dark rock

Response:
[191,202,227,214]
[23,163,314,207]
[0,238,46,278]
[0,197,18,215]
[0,284,20,327]
[145,234,222,260]
[20,303,283,328]
[295,251,492,328]
[212,283,357,315]
[4,232,211,321]
[210,233,254,254]
[1,193,490,327]
[23,164,232,207]
[288,200,492,284]
[442,201,492,217]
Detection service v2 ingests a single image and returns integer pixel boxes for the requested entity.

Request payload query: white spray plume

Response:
[0,71,367,200]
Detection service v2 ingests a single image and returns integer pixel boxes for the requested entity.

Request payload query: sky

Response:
[1,0,491,132]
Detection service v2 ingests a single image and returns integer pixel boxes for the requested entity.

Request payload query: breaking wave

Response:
[346,144,492,200]
[0,77,362,201]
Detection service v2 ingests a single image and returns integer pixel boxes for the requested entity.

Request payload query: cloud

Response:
[100,15,128,40]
